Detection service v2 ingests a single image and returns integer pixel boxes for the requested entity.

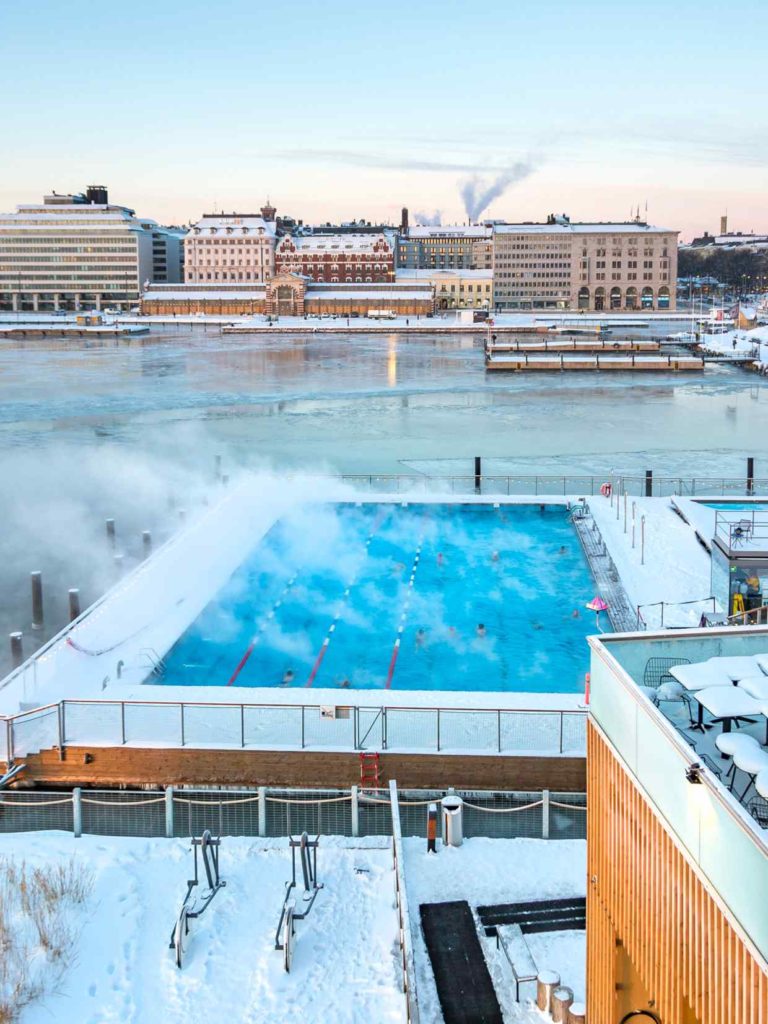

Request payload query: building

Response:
[493,217,678,311]
[398,225,493,270]
[0,186,185,312]
[184,209,276,285]
[141,275,433,317]
[396,268,493,309]
[275,233,394,283]
[588,625,768,1022]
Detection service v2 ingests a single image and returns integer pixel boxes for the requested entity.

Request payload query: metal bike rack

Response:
[169,830,226,968]
[274,832,323,972]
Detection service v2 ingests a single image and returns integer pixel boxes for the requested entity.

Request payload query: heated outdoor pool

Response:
[699,501,768,511]
[158,503,600,693]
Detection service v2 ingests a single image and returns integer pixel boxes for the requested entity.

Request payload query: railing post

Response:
[301,705,305,749]
[542,789,550,840]
[165,786,174,838]
[351,785,359,837]
[382,706,387,750]
[353,705,359,749]
[258,786,266,837]
[121,701,126,745]
[559,713,564,753]
[240,704,245,748]
[57,701,64,752]
[180,703,185,747]
[641,515,645,566]
[72,787,82,838]
[6,717,13,766]
[436,708,441,752]
[497,709,501,753]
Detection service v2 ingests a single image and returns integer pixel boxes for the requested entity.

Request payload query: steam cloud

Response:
[460,162,534,222]
[414,210,442,226]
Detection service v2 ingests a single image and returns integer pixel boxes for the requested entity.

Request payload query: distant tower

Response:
[401,207,409,234]
[720,214,728,235]
[261,198,276,222]
[86,185,109,205]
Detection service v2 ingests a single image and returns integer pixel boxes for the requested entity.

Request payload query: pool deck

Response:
[572,513,636,632]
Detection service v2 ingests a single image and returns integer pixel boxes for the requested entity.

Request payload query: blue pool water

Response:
[159,503,599,693]
[699,502,768,511]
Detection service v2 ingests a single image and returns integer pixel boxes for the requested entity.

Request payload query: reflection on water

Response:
[0,324,766,474]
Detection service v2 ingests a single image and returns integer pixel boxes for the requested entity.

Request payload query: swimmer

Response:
[339,677,351,689]
[281,669,295,686]
[391,561,406,575]
[491,550,500,562]
[572,609,581,619]
[476,623,487,638]
[558,546,568,556]
[437,552,444,567]
[416,628,426,647]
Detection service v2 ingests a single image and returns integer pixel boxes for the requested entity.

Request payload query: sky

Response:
[1,0,766,240]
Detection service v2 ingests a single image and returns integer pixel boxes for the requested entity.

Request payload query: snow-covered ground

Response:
[403,837,586,1022]
[697,325,768,370]
[4,832,404,1024]
[592,493,713,627]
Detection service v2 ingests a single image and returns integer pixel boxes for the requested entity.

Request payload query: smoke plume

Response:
[414,210,442,226]
[460,162,534,222]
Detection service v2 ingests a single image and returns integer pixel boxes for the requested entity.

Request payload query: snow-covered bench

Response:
[496,923,538,1000]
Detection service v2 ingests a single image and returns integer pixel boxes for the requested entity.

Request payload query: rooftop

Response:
[396,268,492,280]
[277,233,392,252]
[405,225,492,239]
[493,222,677,235]
[190,215,275,237]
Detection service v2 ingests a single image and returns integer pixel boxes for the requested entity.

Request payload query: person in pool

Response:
[415,628,426,647]
[476,623,487,638]
[558,546,568,555]
[281,669,295,686]
[437,552,444,567]
[491,550,500,562]
[339,677,351,688]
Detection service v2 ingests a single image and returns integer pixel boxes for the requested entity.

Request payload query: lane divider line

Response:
[385,533,425,689]
[227,573,297,685]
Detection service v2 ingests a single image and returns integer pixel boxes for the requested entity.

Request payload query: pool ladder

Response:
[140,647,167,678]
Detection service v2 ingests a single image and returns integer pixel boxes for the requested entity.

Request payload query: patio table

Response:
[691,685,762,733]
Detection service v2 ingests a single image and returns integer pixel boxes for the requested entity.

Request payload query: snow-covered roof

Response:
[493,222,676,235]
[189,215,275,237]
[307,290,432,301]
[277,233,392,253]
[396,269,491,280]
[142,290,265,300]
[405,226,492,239]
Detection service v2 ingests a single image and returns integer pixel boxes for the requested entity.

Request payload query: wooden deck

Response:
[2,746,586,791]
[486,353,705,372]
[487,338,661,353]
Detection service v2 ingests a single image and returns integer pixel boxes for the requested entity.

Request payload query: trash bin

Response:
[441,793,463,847]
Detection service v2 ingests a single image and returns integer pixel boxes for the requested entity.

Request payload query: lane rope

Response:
[227,573,298,685]
[385,519,428,689]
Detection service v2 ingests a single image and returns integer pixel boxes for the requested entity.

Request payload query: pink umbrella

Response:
[586,596,609,612]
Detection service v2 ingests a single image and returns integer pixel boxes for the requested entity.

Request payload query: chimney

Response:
[86,185,109,205]
[401,207,409,234]
[720,214,728,235]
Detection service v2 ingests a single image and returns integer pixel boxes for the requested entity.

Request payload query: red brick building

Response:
[274,233,394,283]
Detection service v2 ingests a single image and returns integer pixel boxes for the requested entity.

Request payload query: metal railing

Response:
[339,473,768,498]
[0,784,586,842]
[636,596,717,630]
[726,604,768,626]
[715,510,768,552]
[1,698,587,763]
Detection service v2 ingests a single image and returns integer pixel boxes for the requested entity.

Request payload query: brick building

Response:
[274,233,394,283]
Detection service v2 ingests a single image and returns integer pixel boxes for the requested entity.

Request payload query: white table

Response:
[671,662,734,692]
[691,685,763,733]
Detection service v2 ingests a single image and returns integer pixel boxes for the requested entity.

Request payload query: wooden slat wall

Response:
[5,745,586,791]
[588,722,768,1023]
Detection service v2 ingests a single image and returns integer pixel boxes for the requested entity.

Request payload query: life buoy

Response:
[600,482,612,497]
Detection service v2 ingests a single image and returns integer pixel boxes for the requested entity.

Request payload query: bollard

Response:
[351,785,359,837]
[142,530,152,560]
[748,456,755,496]
[474,456,481,495]
[641,515,646,566]
[645,468,653,497]
[567,1002,585,1024]
[537,970,561,1013]
[427,802,438,853]
[623,491,628,534]
[552,986,574,1022]
[258,786,266,837]
[72,787,82,838]
[114,553,124,576]
[165,786,174,838]
[68,588,81,622]
[30,571,43,631]
[541,789,550,839]
[9,632,23,668]
[106,518,116,549]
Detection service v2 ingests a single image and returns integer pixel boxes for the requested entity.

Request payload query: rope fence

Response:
[0,785,587,841]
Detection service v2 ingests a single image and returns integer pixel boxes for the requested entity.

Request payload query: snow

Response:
[403,837,586,1021]
[405,226,492,239]
[3,832,404,1024]
[696,326,768,369]
[277,233,391,253]
[189,215,275,236]
[592,495,713,627]
[493,222,674,235]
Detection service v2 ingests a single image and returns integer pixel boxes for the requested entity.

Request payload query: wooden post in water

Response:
[9,632,23,668]
[645,469,653,497]
[142,531,152,560]
[474,456,481,495]
[30,571,43,631]
[106,518,116,550]
[748,456,755,496]
[68,588,81,622]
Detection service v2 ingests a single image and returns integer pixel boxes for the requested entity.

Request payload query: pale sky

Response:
[1,0,766,240]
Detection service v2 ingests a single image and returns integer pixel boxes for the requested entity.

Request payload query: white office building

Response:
[0,186,185,312]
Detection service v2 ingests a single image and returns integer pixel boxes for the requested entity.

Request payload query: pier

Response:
[0,325,150,338]
[485,352,705,372]
[486,338,661,353]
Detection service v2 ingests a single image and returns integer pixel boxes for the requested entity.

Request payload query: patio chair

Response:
[643,657,694,722]
[747,795,768,829]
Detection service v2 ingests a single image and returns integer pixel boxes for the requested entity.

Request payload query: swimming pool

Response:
[158,503,599,693]
[700,501,768,511]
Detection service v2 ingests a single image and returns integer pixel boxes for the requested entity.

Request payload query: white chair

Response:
[715,732,760,787]
[733,747,768,800]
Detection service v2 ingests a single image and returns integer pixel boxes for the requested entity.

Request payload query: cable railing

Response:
[1,697,587,763]
[339,473,768,498]
[636,596,718,630]
[714,510,768,552]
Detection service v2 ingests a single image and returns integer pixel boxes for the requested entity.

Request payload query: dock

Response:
[487,338,661,353]
[485,352,705,372]
[0,325,150,338]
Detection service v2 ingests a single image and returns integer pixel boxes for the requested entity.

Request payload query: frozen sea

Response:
[1,321,767,477]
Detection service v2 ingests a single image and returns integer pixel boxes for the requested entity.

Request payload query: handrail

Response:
[390,781,420,1024]
[725,604,768,626]
[636,596,717,628]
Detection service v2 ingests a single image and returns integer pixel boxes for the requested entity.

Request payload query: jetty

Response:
[0,325,150,338]
[485,352,705,372]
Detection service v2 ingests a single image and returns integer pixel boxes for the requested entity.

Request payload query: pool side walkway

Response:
[573,513,636,632]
